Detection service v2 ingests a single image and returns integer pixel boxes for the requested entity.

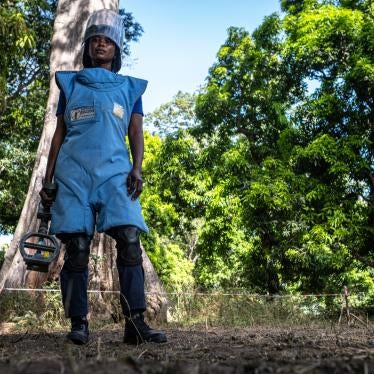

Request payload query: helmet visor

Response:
[84,9,123,50]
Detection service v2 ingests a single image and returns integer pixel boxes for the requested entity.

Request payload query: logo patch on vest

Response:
[113,102,124,119]
[70,106,95,122]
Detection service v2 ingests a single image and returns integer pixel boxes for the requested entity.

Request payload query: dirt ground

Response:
[0,323,373,373]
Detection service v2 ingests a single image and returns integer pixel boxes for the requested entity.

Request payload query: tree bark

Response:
[0,0,167,322]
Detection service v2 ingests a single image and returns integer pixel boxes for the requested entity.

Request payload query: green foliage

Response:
[141,131,196,290]
[283,0,373,271]
[141,0,374,301]
[167,291,346,327]
[119,8,143,58]
[0,283,65,330]
[0,0,37,107]
[284,4,364,70]
[0,243,7,269]
[145,91,197,137]
[0,0,56,233]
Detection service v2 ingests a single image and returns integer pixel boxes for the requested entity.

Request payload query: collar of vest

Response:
[76,68,127,89]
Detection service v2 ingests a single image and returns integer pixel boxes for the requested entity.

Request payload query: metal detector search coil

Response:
[19,231,60,272]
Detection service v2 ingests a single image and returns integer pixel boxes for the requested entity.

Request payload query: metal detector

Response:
[19,184,60,272]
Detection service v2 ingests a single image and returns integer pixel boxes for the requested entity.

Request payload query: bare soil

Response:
[0,324,373,373]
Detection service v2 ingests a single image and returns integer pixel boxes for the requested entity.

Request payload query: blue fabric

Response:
[60,267,89,317]
[56,91,143,116]
[118,264,146,316]
[56,91,66,116]
[60,247,146,318]
[50,68,149,236]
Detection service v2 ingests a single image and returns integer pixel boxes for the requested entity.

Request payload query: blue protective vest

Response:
[50,68,149,235]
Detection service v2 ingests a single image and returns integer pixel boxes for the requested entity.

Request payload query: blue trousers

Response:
[60,254,146,318]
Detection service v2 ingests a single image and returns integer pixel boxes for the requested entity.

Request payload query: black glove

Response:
[39,181,57,206]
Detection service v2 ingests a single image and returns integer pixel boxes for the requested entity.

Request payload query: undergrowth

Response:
[0,287,371,331]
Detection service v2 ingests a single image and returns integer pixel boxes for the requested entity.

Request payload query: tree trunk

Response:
[0,0,167,322]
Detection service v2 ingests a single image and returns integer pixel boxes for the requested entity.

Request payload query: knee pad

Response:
[111,226,142,266]
[63,235,91,272]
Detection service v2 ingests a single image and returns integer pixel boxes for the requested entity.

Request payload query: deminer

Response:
[40,9,167,345]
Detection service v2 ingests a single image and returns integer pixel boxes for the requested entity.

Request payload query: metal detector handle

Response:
[38,182,57,234]
[37,203,50,234]
[42,181,58,201]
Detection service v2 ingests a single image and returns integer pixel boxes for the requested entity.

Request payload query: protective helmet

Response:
[82,9,123,72]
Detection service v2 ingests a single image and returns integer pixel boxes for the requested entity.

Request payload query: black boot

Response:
[123,313,167,344]
[67,316,89,345]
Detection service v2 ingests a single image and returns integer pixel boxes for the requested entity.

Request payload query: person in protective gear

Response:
[40,9,166,345]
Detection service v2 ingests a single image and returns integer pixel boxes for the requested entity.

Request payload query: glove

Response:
[39,181,57,207]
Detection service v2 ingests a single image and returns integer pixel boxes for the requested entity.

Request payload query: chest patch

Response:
[70,106,95,122]
[113,102,124,119]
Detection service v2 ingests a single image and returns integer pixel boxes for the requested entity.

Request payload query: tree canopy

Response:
[141,0,373,300]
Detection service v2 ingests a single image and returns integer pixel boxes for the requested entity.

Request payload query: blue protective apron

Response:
[50,68,148,235]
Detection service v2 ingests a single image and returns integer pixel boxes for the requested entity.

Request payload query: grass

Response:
[2,287,371,332]
[165,292,338,328]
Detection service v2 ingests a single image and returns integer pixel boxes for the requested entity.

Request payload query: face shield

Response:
[82,9,124,72]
